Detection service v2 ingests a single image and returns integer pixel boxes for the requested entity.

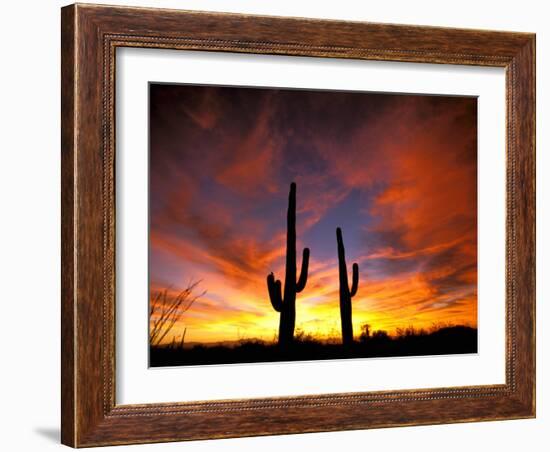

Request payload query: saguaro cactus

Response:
[267,182,310,347]
[336,227,359,346]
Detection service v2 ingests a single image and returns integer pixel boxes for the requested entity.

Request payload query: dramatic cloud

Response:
[149,84,477,344]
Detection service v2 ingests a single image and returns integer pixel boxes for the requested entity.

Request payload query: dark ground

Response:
[150,325,477,367]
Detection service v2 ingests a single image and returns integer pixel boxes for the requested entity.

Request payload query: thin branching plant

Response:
[149,280,205,347]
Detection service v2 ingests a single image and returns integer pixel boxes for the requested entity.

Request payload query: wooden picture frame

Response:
[61,3,535,447]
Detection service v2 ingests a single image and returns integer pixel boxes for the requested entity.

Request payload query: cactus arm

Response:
[350,263,359,297]
[267,273,283,312]
[296,247,310,292]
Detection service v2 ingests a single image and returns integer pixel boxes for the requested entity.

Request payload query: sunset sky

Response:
[149,83,478,345]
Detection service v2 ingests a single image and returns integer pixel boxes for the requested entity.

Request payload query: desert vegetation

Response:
[336,227,359,346]
[149,182,477,367]
[150,323,477,367]
[266,182,310,347]
[149,281,205,347]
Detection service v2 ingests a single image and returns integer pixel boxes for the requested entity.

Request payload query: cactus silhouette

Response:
[336,227,359,346]
[267,182,310,347]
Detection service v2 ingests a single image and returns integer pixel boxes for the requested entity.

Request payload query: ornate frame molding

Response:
[61,4,535,447]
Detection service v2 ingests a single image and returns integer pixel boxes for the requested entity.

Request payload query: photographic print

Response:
[148,83,478,367]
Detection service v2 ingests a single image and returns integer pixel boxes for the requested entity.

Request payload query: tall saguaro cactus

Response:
[336,227,359,346]
[267,182,310,347]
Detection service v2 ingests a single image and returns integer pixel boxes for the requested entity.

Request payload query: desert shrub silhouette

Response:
[149,324,477,367]
[149,281,204,347]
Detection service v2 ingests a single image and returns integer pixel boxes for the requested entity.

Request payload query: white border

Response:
[116,48,506,404]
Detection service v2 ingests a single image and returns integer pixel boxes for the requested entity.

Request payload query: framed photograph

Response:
[61,3,535,447]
